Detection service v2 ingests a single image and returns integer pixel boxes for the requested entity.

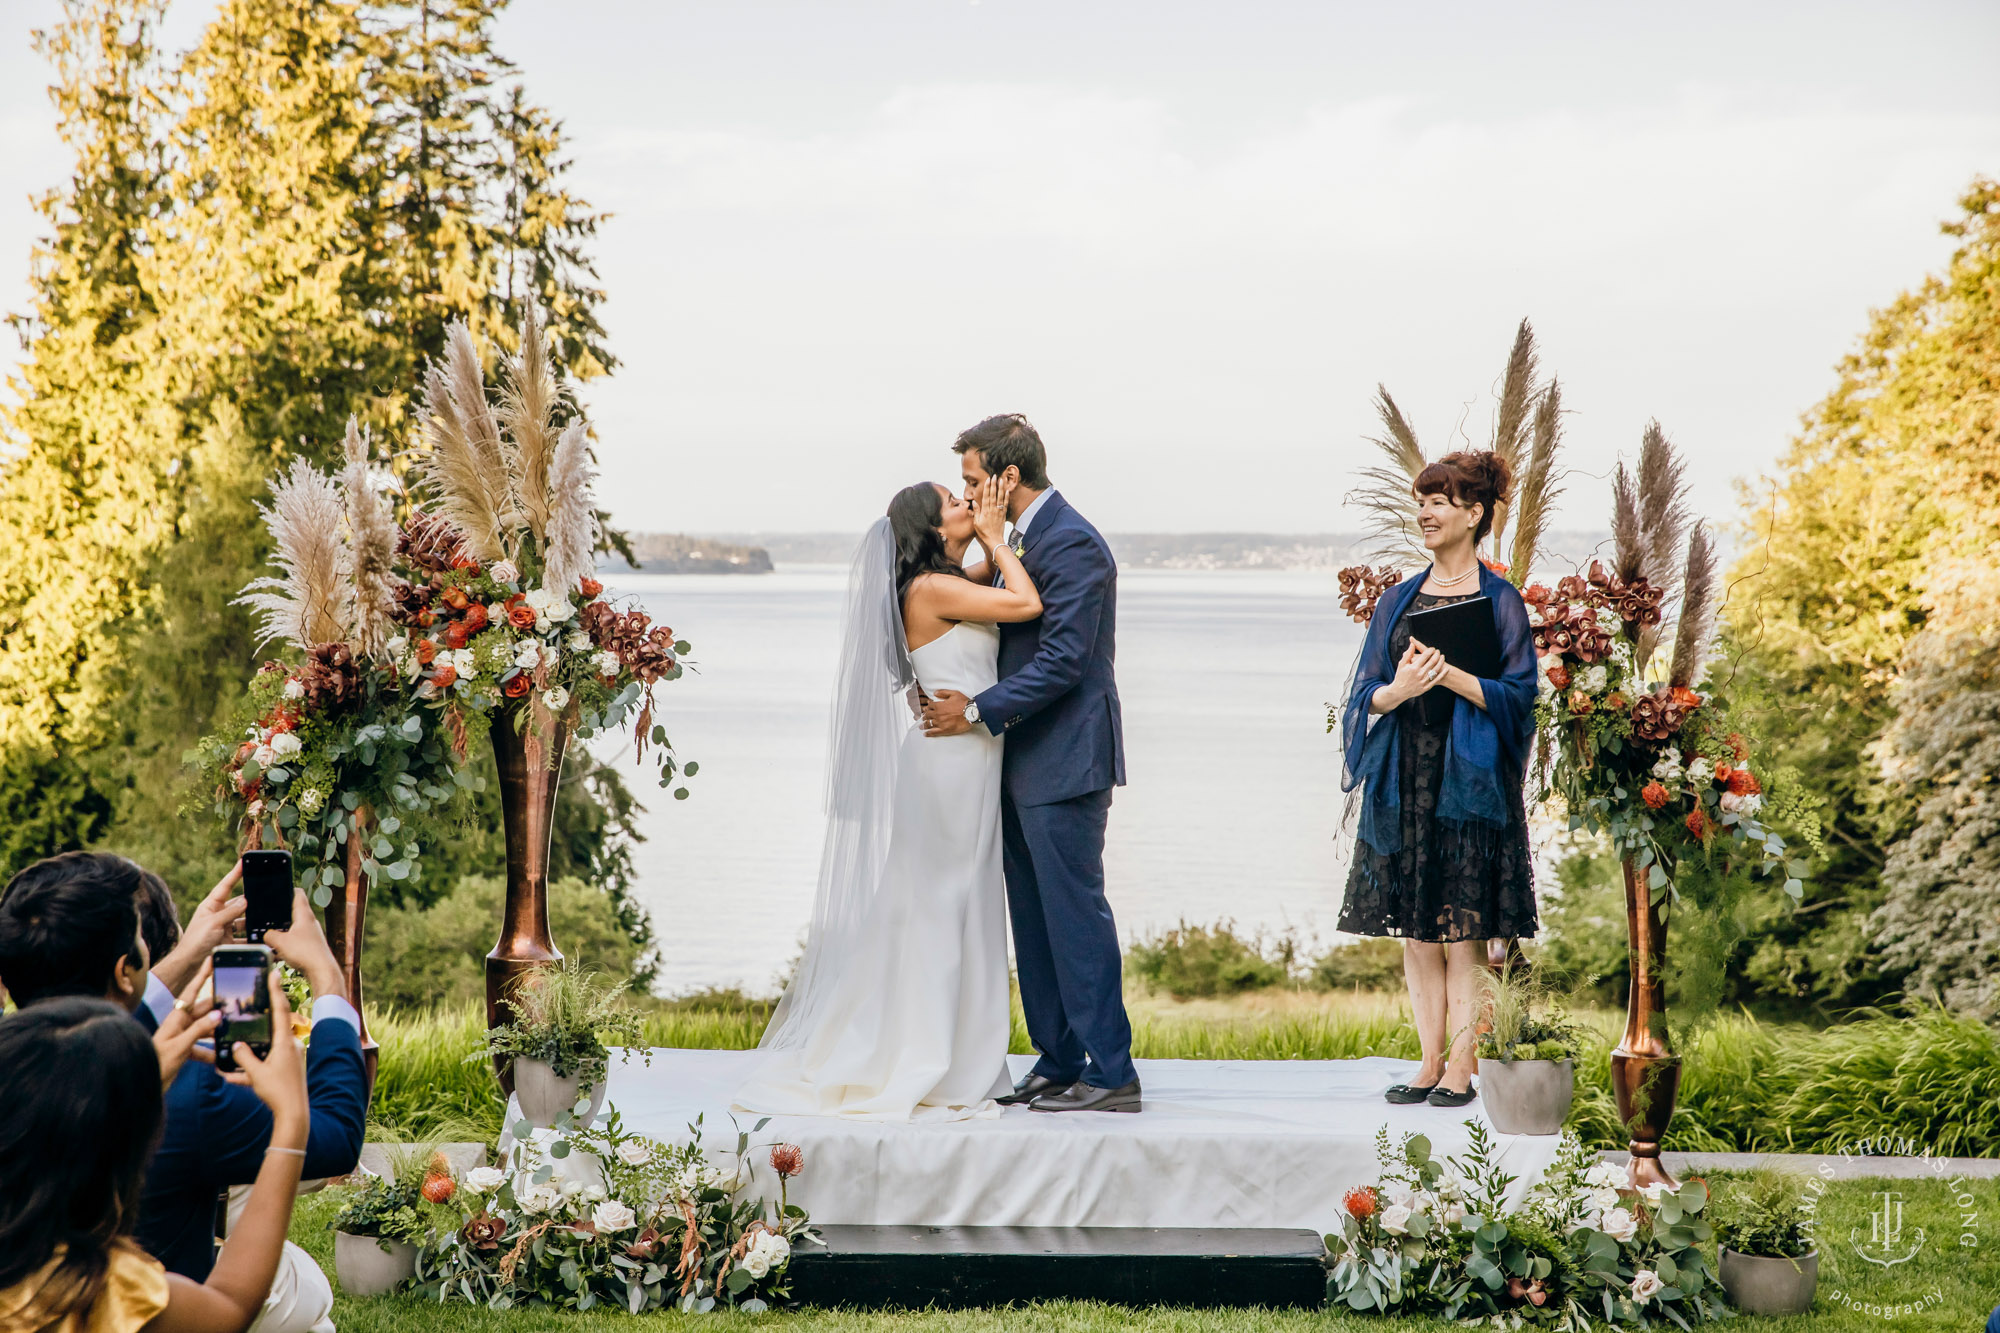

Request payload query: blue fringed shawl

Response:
[1341,564,1538,857]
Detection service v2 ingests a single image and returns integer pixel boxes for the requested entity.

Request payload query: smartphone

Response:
[211,944,274,1073]
[240,850,293,942]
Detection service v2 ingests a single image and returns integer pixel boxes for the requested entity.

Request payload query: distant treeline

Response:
[622,533,774,574]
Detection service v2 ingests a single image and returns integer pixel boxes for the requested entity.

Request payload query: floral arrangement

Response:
[1477,962,1585,1064]
[1710,1171,1814,1261]
[415,1106,813,1314]
[194,307,695,902]
[1338,565,1405,624]
[470,962,648,1084]
[334,1149,456,1251]
[1328,1127,1726,1327]
[1525,427,1813,906]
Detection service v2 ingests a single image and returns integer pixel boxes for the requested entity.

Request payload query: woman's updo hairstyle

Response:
[886,483,966,602]
[1413,450,1514,543]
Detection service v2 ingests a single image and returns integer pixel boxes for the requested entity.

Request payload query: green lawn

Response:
[293,1174,1998,1332]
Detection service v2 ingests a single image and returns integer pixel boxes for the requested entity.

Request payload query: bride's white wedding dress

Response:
[733,617,1013,1122]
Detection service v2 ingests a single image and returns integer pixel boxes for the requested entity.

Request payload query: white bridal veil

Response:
[757,518,914,1052]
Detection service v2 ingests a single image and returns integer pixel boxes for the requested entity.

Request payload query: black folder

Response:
[1402,595,1504,724]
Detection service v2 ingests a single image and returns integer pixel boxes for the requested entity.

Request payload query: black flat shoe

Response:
[996,1072,1074,1107]
[1029,1078,1142,1113]
[1384,1083,1440,1105]
[1426,1085,1478,1108]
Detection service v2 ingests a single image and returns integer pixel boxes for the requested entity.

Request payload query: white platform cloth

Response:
[583,1049,1565,1235]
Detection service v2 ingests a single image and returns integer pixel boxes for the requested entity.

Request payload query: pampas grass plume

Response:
[237,460,350,651]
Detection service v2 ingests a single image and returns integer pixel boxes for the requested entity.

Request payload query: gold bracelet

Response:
[266,1146,307,1158]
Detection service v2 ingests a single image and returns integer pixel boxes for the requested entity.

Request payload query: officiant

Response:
[1336,450,1539,1110]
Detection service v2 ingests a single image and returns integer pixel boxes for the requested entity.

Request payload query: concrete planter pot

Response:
[515,1056,604,1130]
[1476,1057,1573,1135]
[1720,1248,1817,1316]
[334,1231,415,1297]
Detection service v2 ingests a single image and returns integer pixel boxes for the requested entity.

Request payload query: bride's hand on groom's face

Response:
[921,689,974,738]
[971,476,1012,548]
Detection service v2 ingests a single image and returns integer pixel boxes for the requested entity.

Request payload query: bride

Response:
[733,475,1042,1121]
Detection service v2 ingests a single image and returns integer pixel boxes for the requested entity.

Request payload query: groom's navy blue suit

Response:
[972,490,1135,1090]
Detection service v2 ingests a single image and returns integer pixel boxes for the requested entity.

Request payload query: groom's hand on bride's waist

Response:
[921,689,974,738]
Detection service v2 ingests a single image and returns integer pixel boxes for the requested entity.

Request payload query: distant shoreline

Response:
[612,530,1613,574]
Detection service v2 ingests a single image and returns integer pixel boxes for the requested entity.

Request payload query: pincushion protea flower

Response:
[769,1144,804,1179]
[1641,781,1669,810]
[1343,1186,1379,1220]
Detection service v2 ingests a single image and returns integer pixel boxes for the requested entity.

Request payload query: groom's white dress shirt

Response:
[1010,488,1054,547]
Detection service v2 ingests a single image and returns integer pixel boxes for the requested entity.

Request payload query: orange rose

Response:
[507,602,538,630]
[451,554,480,572]
[1727,769,1761,796]
[415,608,436,628]
[1686,809,1710,839]
[441,586,470,611]
[415,639,438,665]
[431,664,457,689]
[1641,781,1669,809]
[1712,762,1734,787]
[1670,686,1702,710]
[1546,663,1571,690]
[502,673,533,698]
[461,602,489,634]
[579,576,603,599]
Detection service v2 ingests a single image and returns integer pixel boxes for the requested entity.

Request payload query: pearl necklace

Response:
[1430,562,1480,588]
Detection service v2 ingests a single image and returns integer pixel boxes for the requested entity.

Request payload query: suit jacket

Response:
[132,1005,367,1280]
[973,490,1126,806]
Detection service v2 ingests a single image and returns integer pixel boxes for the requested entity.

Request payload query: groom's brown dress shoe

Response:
[1029,1079,1142,1113]
[996,1072,1074,1107]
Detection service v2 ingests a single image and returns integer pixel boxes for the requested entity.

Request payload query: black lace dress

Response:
[1338,590,1538,942]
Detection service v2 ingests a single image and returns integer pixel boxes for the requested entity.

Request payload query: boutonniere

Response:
[1011,537,1026,558]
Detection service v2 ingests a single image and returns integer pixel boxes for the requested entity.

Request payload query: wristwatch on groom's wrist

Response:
[963,699,981,727]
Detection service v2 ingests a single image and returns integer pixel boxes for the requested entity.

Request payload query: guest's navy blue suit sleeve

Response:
[972,527,1111,735]
[198,1016,367,1187]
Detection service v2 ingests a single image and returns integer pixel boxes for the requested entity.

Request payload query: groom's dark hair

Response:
[953,414,1049,489]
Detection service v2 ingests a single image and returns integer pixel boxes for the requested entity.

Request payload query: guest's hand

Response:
[152,860,247,993]
[921,689,975,738]
[152,959,221,1090]
[264,886,346,1004]
[227,980,310,1148]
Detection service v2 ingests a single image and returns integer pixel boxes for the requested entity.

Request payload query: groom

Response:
[921,414,1139,1114]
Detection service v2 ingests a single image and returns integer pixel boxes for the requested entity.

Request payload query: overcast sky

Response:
[5,1,1998,534]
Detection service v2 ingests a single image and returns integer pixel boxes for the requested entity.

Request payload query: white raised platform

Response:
[592,1050,1563,1234]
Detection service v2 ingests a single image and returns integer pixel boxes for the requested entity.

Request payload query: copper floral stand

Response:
[324,805,380,1093]
[484,703,571,1091]
[1610,856,1679,1188]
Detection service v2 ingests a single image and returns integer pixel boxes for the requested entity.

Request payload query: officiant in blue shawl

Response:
[1335,451,1540,1110]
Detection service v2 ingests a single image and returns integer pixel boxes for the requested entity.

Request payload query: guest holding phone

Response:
[0,990,310,1333]
[1335,451,1539,1108]
[0,853,364,1333]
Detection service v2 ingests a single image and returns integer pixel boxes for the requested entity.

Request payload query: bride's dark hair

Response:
[887,483,967,602]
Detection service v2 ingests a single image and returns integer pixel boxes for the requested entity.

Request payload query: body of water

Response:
[592,565,1365,994]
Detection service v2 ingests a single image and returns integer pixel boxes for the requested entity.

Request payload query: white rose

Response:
[1639,1183,1667,1208]
[463,1166,505,1194]
[252,744,278,768]
[490,559,519,585]
[615,1140,653,1167]
[741,1252,770,1280]
[594,650,621,677]
[545,597,575,623]
[1630,1269,1664,1303]
[592,1200,637,1233]
[1584,1162,1627,1190]
[1686,757,1714,785]
[1434,1172,1466,1200]
[1379,1203,1412,1235]
[1719,791,1744,813]
[270,731,303,758]
[1599,1206,1638,1242]
[754,1232,789,1267]
[1589,1185,1623,1211]
[1738,793,1764,816]
[489,601,510,622]
[1651,754,1684,782]
[585,1185,607,1202]
[517,1181,561,1214]
[567,630,592,652]
[675,1164,707,1198]
[542,686,570,711]
[561,1179,585,1198]
[1583,664,1609,693]
[514,640,542,670]
[283,678,306,700]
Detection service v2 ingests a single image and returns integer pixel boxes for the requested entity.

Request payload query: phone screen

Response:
[212,947,273,1070]
[240,850,293,942]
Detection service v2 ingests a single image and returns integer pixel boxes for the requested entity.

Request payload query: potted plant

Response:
[333,1149,454,1296]
[475,961,645,1128]
[1714,1170,1817,1315]
[1474,962,1582,1135]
